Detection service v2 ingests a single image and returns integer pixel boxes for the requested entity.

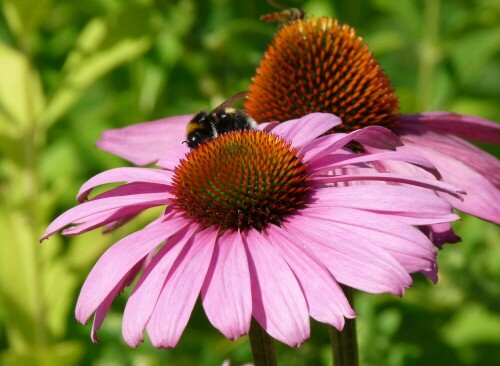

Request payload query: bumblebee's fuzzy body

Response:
[186,95,257,148]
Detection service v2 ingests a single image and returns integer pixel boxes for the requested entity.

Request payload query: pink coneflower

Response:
[242,17,500,244]
[43,113,461,347]
[96,19,499,247]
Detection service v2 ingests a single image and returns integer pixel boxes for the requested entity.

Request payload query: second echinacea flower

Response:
[42,113,461,348]
[244,17,500,240]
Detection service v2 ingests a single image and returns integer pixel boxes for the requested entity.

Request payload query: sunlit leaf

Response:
[0,42,45,135]
[40,17,151,129]
[2,0,52,44]
[0,341,83,366]
[0,211,48,347]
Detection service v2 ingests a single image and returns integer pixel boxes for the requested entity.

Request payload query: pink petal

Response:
[201,230,252,340]
[146,228,218,348]
[62,204,155,236]
[91,259,145,342]
[257,121,280,131]
[312,172,463,200]
[310,151,441,180]
[420,223,461,247]
[78,168,173,202]
[156,144,190,170]
[97,115,193,165]
[269,225,355,329]
[122,224,199,347]
[75,216,189,324]
[300,126,402,163]
[301,206,437,273]
[399,112,500,143]
[244,229,310,347]
[64,182,168,235]
[41,193,172,240]
[284,215,412,295]
[270,113,341,148]
[375,137,500,224]
[311,185,459,225]
[398,125,500,188]
[421,261,439,284]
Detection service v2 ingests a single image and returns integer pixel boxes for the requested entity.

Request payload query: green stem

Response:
[330,286,358,366]
[249,318,278,366]
[416,0,441,111]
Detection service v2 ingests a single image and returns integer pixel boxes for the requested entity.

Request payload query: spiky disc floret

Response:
[172,130,311,231]
[245,17,399,133]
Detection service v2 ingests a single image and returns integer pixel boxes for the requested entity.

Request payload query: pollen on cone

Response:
[245,17,400,133]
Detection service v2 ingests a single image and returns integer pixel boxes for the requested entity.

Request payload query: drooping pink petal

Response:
[97,115,193,165]
[41,193,172,241]
[420,223,461,247]
[421,261,439,284]
[372,138,500,224]
[244,229,310,347]
[269,113,341,148]
[284,215,412,295]
[78,168,174,202]
[91,280,123,343]
[269,225,355,330]
[91,258,146,342]
[75,215,189,324]
[399,112,500,143]
[123,223,199,347]
[398,126,500,188]
[102,213,141,234]
[300,125,402,162]
[62,204,155,236]
[311,185,459,225]
[201,230,252,340]
[65,182,169,235]
[309,151,441,180]
[300,206,437,273]
[312,172,463,200]
[146,228,218,348]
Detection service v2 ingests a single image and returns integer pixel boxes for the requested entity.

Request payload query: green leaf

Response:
[373,0,422,38]
[0,341,84,366]
[2,0,52,45]
[40,16,151,129]
[0,42,45,135]
[450,26,500,85]
[0,210,48,347]
[0,209,81,347]
[443,304,500,346]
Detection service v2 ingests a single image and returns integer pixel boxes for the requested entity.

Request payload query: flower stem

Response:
[249,318,278,366]
[330,286,358,366]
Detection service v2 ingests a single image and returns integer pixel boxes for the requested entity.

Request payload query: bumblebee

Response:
[186,91,257,148]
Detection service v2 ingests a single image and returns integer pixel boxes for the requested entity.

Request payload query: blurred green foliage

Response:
[0,0,498,365]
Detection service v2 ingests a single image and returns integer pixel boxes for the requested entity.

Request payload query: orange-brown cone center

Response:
[172,130,311,231]
[245,17,399,133]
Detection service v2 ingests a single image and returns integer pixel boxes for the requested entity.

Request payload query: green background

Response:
[0,0,499,365]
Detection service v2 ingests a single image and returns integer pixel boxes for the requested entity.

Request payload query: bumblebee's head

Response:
[186,111,211,148]
[186,130,212,149]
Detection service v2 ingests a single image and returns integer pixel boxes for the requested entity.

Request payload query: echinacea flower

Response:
[96,18,499,247]
[242,17,500,244]
[43,113,462,347]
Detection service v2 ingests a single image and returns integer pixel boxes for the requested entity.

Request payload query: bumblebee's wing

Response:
[210,91,248,114]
